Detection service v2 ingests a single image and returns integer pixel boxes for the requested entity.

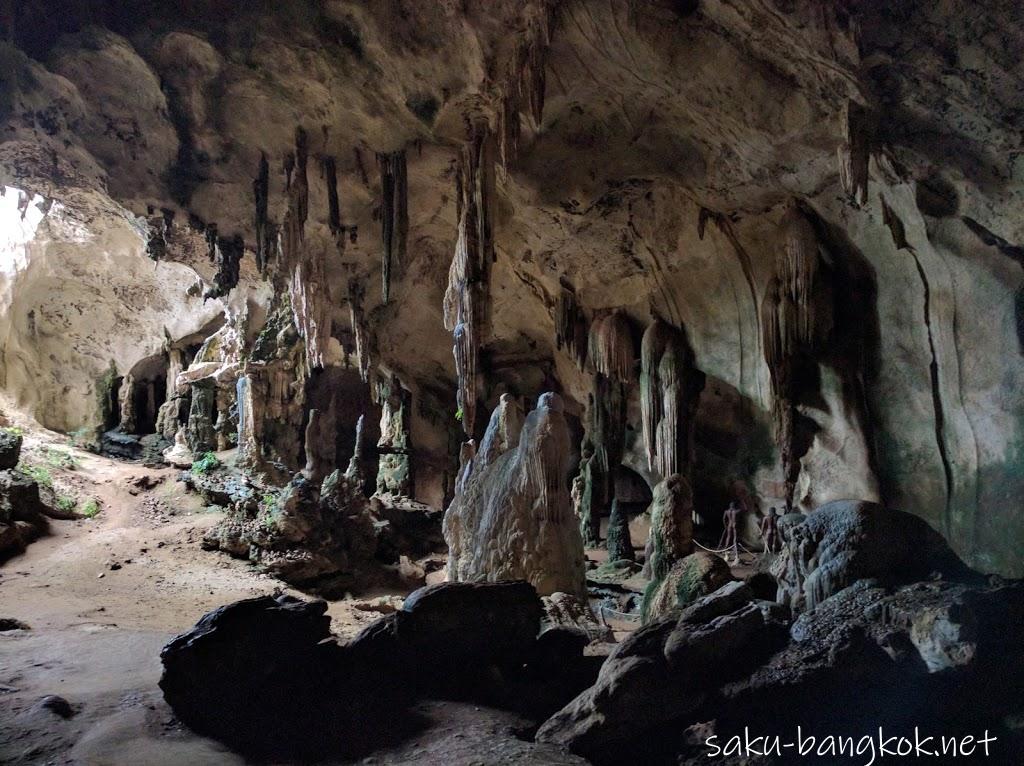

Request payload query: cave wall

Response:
[0,0,1021,574]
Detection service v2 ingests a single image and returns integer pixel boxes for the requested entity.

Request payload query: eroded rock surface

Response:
[444,393,586,597]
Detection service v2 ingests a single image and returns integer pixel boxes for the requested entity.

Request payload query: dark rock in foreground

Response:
[159,594,404,760]
[160,581,597,761]
[537,575,1024,765]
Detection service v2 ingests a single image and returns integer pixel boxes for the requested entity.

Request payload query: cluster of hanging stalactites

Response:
[377,150,408,304]
[588,311,635,383]
[495,0,558,168]
[444,121,497,438]
[555,282,588,370]
[760,205,833,506]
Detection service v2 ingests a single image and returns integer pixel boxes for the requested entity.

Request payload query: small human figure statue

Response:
[719,501,741,565]
[759,505,781,554]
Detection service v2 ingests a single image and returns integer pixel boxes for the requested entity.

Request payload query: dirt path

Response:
[0,423,584,765]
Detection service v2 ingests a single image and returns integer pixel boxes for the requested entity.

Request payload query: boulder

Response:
[160,594,400,761]
[0,429,23,469]
[397,580,543,677]
[542,591,614,644]
[536,582,788,761]
[642,551,734,622]
[772,500,976,613]
[0,470,45,522]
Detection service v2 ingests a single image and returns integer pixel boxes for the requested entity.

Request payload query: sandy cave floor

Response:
[0,424,587,766]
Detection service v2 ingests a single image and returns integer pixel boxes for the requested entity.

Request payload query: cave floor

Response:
[0,430,585,765]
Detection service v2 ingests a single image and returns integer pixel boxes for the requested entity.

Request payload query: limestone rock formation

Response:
[538,574,1024,764]
[200,466,378,590]
[641,474,695,620]
[772,500,976,614]
[642,551,735,623]
[0,429,23,470]
[536,582,789,760]
[444,393,586,597]
[3,0,1024,576]
[0,436,50,559]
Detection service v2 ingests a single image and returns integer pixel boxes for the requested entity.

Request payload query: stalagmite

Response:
[377,150,408,304]
[644,474,694,583]
[605,499,634,563]
[303,405,337,484]
[444,392,585,597]
[572,440,600,547]
[375,375,413,497]
[118,373,137,434]
[343,414,374,497]
[347,279,370,383]
[185,381,217,454]
[555,282,588,370]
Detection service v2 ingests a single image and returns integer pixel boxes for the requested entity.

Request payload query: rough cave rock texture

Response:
[1,1,1023,573]
[444,392,586,597]
[536,575,1024,765]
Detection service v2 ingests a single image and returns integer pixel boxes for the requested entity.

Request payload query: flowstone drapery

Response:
[639,319,705,483]
[760,205,834,509]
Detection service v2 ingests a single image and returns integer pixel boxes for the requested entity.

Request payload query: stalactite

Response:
[279,127,328,372]
[347,279,370,383]
[641,319,705,480]
[779,207,822,349]
[761,205,834,509]
[323,155,344,247]
[280,128,308,276]
[589,372,626,485]
[655,343,682,480]
[640,319,673,470]
[377,150,408,304]
[444,121,495,438]
[204,231,244,300]
[588,311,634,383]
[495,1,557,169]
[253,152,276,274]
[555,283,588,369]
[453,322,476,438]
[838,100,871,206]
